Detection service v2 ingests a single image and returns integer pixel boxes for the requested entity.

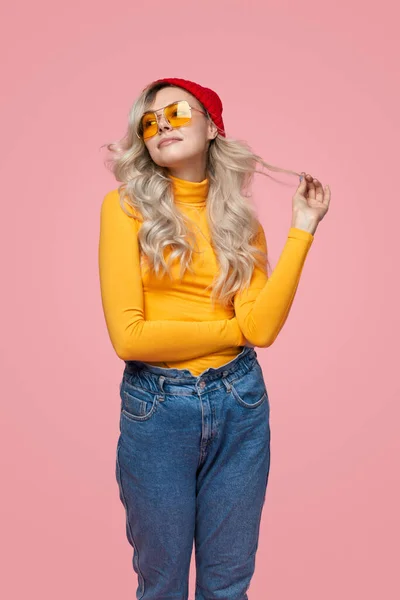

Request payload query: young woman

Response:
[98,77,330,600]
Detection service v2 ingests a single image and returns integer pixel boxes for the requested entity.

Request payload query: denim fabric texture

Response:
[115,346,271,600]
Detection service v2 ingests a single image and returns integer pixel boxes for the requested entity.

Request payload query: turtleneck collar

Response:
[169,174,209,207]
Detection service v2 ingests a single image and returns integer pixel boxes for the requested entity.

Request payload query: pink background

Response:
[1,0,399,598]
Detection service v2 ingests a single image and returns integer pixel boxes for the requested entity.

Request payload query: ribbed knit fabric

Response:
[98,175,314,376]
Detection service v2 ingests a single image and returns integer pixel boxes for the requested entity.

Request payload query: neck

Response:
[166,157,207,182]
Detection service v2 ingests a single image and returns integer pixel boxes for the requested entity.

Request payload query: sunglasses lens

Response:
[165,101,191,127]
[140,101,192,140]
[141,114,158,140]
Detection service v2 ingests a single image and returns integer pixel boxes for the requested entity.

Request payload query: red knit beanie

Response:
[142,77,226,138]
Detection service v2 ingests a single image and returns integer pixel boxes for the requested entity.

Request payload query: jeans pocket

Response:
[120,375,161,422]
[229,362,269,410]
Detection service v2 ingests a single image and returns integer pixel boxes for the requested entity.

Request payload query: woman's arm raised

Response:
[234,221,314,348]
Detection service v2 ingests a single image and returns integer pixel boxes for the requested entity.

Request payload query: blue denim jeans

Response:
[115,346,271,600]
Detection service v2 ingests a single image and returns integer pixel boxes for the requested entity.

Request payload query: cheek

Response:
[144,140,159,159]
[144,138,154,150]
[179,130,208,152]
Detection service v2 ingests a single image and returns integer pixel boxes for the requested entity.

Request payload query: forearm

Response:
[101,306,246,362]
[234,227,314,347]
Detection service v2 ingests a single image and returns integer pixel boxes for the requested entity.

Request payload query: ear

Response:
[207,119,218,141]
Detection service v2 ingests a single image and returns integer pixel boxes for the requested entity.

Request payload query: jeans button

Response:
[199,381,206,388]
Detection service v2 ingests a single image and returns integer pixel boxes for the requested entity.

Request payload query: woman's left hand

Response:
[292,172,331,230]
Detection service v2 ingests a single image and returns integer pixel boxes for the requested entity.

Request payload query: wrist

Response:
[291,215,318,235]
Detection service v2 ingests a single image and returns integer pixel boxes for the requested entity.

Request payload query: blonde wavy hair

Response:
[102,82,301,310]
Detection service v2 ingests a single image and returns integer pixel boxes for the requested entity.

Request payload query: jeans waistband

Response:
[123,346,257,395]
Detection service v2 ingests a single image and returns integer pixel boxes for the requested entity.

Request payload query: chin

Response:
[153,147,200,168]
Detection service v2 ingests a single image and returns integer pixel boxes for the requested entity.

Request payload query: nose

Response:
[156,110,173,133]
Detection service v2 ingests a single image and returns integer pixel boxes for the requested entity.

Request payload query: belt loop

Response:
[158,375,166,400]
[221,371,232,392]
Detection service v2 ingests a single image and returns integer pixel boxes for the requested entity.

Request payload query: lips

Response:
[158,137,182,148]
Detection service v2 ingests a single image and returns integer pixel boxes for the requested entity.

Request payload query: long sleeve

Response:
[234,222,314,348]
[98,191,245,362]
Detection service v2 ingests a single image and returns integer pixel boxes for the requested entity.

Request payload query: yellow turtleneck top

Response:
[98,174,314,376]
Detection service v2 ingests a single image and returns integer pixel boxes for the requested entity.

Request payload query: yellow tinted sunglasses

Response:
[137,100,207,140]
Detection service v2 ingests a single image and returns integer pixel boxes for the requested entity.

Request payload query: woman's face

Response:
[142,86,217,174]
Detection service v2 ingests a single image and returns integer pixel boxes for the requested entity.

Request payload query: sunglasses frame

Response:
[136,99,208,140]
